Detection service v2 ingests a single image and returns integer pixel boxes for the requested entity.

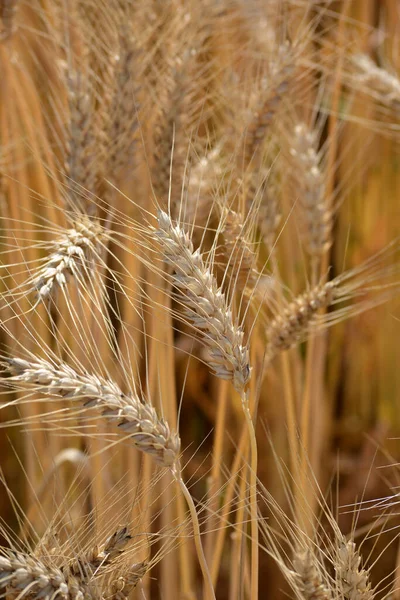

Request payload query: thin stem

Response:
[174,469,216,600]
[242,393,259,600]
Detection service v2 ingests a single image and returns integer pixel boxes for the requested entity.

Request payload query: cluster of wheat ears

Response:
[0,0,399,598]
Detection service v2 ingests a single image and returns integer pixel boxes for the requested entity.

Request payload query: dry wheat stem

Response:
[154,209,251,392]
[2,356,180,467]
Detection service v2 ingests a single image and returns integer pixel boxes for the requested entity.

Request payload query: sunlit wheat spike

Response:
[154,209,251,392]
[335,540,374,600]
[289,122,332,257]
[2,356,180,467]
[0,0,17,41]
[293,551,332,600]
[0,551,92,600]
[351,53,400,115]
[30,217,108,303]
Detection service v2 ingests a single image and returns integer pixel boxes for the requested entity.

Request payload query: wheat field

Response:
[0,1,399,598]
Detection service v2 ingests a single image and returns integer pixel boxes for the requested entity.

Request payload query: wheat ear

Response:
[0,552,90,600]
[29,217,108,304]
[64,68,102,211]
[335,539,374,600]
[242,41,295,166]
[154,209,250,392]
[68,527,132,579]
[266,281,337,360]
[288,122,332,258]
[265,237,400,361]
[221,207,259,293]
[293,551,332,600]
[105,27,138,185]
[2,356,180,468]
